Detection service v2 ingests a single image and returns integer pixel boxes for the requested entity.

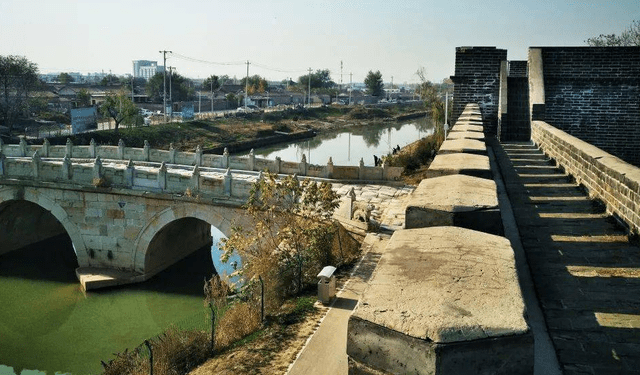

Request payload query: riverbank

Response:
[29,104,425,154]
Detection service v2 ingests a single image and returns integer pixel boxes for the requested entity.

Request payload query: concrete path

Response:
[493,141,640,375]
[287,234,390,375]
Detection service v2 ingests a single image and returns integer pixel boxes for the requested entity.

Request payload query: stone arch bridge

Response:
[0,139,404,291]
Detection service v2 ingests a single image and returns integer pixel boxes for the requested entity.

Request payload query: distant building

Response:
[133,60,163,80]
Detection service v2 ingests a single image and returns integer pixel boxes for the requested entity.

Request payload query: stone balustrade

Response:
[532,120,640,235]
[0,138,403,182]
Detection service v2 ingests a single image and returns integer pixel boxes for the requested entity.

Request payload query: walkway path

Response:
[287,233,391,375]
[493,141,640,375]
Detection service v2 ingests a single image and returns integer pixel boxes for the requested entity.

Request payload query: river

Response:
[0,117,433,374]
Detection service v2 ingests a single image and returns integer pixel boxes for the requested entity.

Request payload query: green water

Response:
[0,235,215,375]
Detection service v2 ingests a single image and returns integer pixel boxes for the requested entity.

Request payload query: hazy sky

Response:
[1,0,637,84]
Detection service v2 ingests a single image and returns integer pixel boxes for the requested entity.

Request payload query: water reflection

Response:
[0,227,236,375]
[251,118,434,166]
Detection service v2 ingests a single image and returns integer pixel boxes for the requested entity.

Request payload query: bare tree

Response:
[586,20,640,46]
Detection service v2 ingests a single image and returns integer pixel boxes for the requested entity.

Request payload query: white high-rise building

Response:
[133,60,162,80]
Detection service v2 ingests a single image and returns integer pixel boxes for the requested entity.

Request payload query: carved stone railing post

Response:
[32,151,42,179]
[358,157,365,180]
[158,162,167,190]
[325,157,334,179]
[93,156,103,180]
[42,138,50,157]
[169,143,176,164]
[20,137,28,157]
[65,138,72,158]
[222,147,229,169]
[125,160,134,186]
[224,168,232,196]
[299,154,307,176]
[143,140,150,161]
[193,145,202,166]
[274,156,281,174]
[248,149,255,171]
[62,154,72,180]
[191,165,200,191]
[118,139,125,160]
[89,138,96,158]
[347,187,356,220]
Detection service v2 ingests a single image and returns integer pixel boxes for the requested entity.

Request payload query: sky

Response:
[1,0,638,85]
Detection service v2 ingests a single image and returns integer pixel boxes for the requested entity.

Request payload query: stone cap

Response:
[447,131,485,141]
[427,153,491,179]
[450,124,484,133]
[439,139,487,155]
[409,174,498,212]
[353,226,528,343]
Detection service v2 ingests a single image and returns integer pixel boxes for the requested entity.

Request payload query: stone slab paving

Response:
[494,141,640,375]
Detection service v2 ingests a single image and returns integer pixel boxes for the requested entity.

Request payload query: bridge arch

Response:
[132,203,242,279]
[0,186,87,264]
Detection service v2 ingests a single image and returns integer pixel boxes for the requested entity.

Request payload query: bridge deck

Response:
[494,141,640,375]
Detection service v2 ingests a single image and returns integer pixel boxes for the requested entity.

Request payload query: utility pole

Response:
[390,76,394,101]
[307,67,312,106]
[349,72,353,106]
[211,77,214,113]
[168,66,173,120]
[159,50,172,122]
[245,61,250,111]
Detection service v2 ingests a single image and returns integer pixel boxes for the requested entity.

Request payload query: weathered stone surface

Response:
[426,152,492,180]
[405,174,502,234]
[347,226,532,375]
[439,138,487,156]
[450,124,484,133]
[447,130,485,141]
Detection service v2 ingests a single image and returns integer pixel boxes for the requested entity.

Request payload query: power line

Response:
[170,52,244,66]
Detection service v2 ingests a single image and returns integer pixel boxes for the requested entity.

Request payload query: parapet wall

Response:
[530,46,640,166]
[532,120,640,235]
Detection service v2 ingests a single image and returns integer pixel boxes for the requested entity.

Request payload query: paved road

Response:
[494,141,640,375]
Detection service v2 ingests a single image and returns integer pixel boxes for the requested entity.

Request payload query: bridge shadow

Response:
[0,236,217,298]
[495,141,640,374]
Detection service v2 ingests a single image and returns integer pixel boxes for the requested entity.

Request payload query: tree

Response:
[203,75,220,91]
[297,69,335,90]
[146,72,195,103]
[76,88,91,107]
[57,72,74,84]
[240,75,268,95]
[586,20,640,46]
[99,90,140,131]
[0,55,39,132]
[364,70,384,96]
[415,68,451,124]
[100,74,119,86]
[221,173,340,309]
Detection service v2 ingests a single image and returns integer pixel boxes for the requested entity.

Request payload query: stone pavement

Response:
[493,141,640,375]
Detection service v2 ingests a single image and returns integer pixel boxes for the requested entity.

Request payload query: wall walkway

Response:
[493,140,640,374]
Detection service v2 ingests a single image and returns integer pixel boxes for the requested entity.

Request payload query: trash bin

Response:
[317,266,337,304]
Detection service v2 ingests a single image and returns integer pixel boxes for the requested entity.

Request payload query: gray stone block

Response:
[347,226,532,375]
[404,174,502,235]
[426,153,492,180]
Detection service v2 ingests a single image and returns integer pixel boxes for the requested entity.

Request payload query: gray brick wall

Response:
[539,47,640,166]
[451,47,507,136]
